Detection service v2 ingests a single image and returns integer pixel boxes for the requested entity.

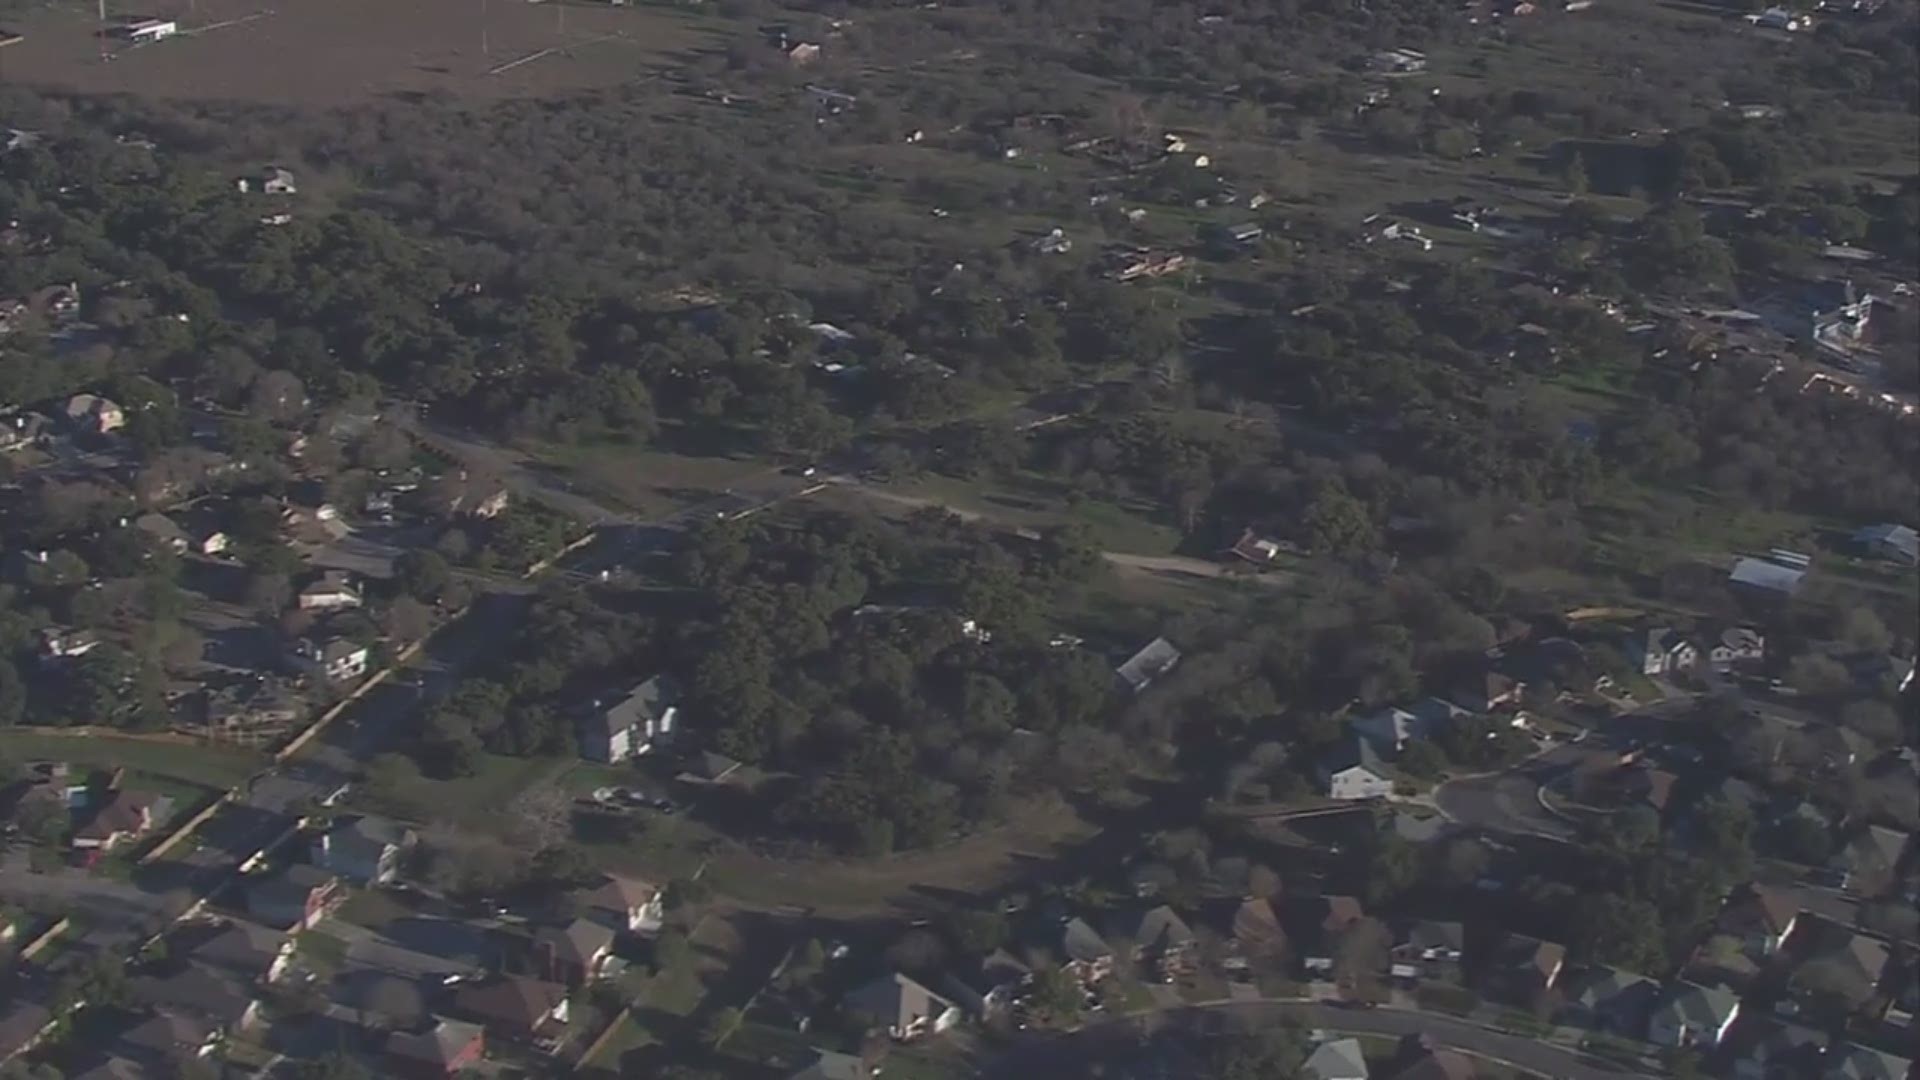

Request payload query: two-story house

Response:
[577,676,681,763]
[1648,981,1741,1049]
[577,874,664,935]
[843,973,960,1041]
[296,571,362,612]
[1631,628,1698,677]
[311,815,416,886]
[452,975,569,1047]
[1318,736,1394,801]
[385,1016,486,1079]
[534,918,615,986]
[73,789,171,853]
[1105,905,1197,981]
[244,865,342,931]
[288,636,370,684]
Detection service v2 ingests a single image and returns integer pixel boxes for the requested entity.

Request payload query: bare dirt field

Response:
[0,0,718,104]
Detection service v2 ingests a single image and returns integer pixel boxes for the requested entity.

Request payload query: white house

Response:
[577,676,680,763]
[296,571,361,611]
[1632,627,1698,677]
[1318,736,1394,800]
[288,637,369,683]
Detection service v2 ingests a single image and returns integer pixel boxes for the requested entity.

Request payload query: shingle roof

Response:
[128,964,256,1027]
[789,1048,869,1080]
[1304,1037,1370,1080]
[1059,917,1112,963]
[536,918,615,968]
[454,975,567,1031]
[1230,898,1285,952]
[1107,905,1194,952]
[1115,636,1181,692]
[843,972,954,1032]
[182,919,288,976]
[385,1016,483,1068]
[1656,981,1740,1030]
[1824,1042,1911,1080]
[581,873,658,914]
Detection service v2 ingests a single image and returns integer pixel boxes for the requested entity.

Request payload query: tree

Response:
[1397,739,1446,780]
[393,550,453,601]
[700,1006,744,1048]
[1838,608,1891,654]
[1572,893,1666,973]
[1206,1024,1309,1080]
[1840,700,1900,748]
[1787,654,1851,698]
[1563,150,1591,196]
[1365,833,1419,906]
[1024,967,1084,1028]
[1303,487,1376,557]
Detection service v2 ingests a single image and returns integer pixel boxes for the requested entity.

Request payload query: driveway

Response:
[979,1001,1657,1080]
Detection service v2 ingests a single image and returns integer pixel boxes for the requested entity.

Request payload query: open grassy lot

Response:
[0,730,264,789]
[0,0,723,105]
[527,436,802,520]
[353,751,567,831]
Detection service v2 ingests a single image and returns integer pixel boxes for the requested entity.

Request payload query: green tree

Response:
[1024,967,1084,1028]
[1303,487,1376,557]
[1206,1023,1308,1080]
[393,550,452,601]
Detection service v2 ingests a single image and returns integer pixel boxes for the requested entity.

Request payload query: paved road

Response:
[979,1001,1657,1080]
[1432,746,1585,842]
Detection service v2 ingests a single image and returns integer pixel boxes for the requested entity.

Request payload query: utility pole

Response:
[482,0,490,55]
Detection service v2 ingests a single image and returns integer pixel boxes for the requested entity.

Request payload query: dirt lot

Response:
[0,0,718,104]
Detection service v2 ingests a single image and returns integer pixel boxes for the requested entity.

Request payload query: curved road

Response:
[1432,746,1586,842]
[979,1000,1656,1080]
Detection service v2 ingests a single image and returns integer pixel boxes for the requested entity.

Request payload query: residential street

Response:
[1431,745,1584,842]
[978,1000,1658,1080]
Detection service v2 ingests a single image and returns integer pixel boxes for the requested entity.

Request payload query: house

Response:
[577,873,664,935]
[1704,626,1766,673]
[1631,627,1698,677]
[252,166,297,195]
[1730,1018,1825,1080]
[128,964,264,1034]
[116,1010,217,1067]
[288,636,370,683]
[243,864,341,931]
[941,949,1030,1019]
[1385,1042,1477,1080]
[1052,916,1115,983]
[1716,883,1801,956]
[535,918,616,985]
[63,393,125,435]
[205,677,304,739]
[1115,637,1181,693]
[385,1016,486,1079]
[1830,826,1910,890]
[788,1048,876,1080]
[1228,527,1286,564]
[187,522,230,557]
[0,997,51,1061]
[71,1058,149,1080]
[120,18,178,42]
[311,815,415,885]
[1317,736,1394,801]
[1106,905,1196,979]
[38,626,99,661]
[1730,556,1806,597]
[1304,1038,1370,1080]
[1794,928,1889,1012]
[133,514,189,554]
[1391,919,1464,981]
[0,411,52,453]
[73,789,170,852]
[1823,1043,1910,1080]
[179,919,295,985]
[1484,934,1565,1004]
[1559,966,1659,1035]
[1290,894,1365,972]
[1370,48,1428,74]
[296,571,362,611]
[578,675,681,763]
[1648,981,1741,1048]
[1849,524,1918,566]
[1448,671,1525,714]
[1353,699,1467,760]
[1222,897,1287,973]
[785,41,822,65]
[452,975,570,1043]
[844,973,960,1041]
[678,751,743,785]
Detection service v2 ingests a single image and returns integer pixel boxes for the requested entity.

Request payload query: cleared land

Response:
[0,0,717,104]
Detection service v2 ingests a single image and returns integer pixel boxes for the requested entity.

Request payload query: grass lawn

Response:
[527,436,786,519]
[883,472,1183,556]
[882,1040,978,1080]
[0,731,264,790]
[355,753,567,831]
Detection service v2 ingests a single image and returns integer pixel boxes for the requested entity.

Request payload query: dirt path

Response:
[837,480,1293,587]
